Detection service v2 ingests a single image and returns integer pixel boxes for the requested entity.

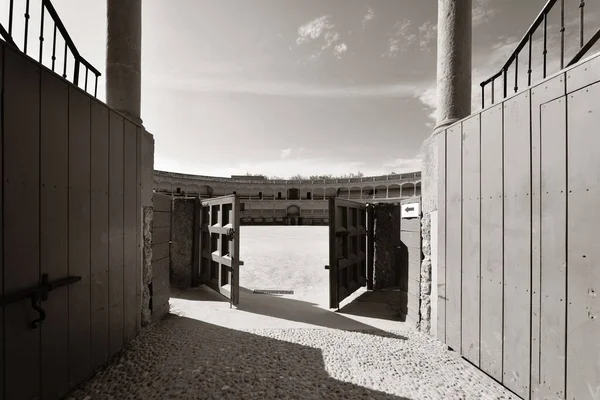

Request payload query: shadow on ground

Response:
[68,314,412,399]
[171,285,407,339]
[337,288,412,325]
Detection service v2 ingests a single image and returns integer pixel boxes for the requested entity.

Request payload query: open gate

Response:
[327,198,371,309]
[193,195,241,306]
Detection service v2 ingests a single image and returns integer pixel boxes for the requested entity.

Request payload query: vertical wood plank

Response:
[0,44,4,400]
[480,103,504,381]
[538,97,567,400]
[109,112,125,356]
[529,74,566,400]
[566,82,600,400]
[502,91,532,398]
[445,124,462,352]
[2,47,41,400]
[40,69,69,399]
[461,114,481,366]
[136,127,142,334]
[437,131,447,343]
[123,121,138,344]
[90,100,110,370]
[68,87,92,388]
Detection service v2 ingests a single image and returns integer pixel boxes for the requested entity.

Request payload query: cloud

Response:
[280,148,292,159]
[418,21,437,51]
[333,43,348,58]
[296,15,334,44]
[296,15,347,59]
[145,72,427,99]
[384,19,437,57]
[362,7,375,29]
[382,156,422,173]
[473,0,499,27]
[385,19,417,57]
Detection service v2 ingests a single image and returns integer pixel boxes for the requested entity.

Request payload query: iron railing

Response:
[0,0,101,96]
[480,0,600,109]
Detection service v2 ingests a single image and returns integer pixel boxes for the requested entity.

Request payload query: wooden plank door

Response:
[328,198,367,309]
[197,195,241,306]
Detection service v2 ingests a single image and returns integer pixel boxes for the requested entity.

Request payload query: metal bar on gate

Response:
[543,12,548,78]
[528,34,533,86]
[51,23,57,71]
[63,41,68,78]
[580,0,585,48]
[514,53,519,93]
[39,2,45,63]
[24,0,31,54]
[560,0,565,69]
[8,0,14,36]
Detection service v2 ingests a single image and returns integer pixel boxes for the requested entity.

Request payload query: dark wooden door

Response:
[195,195,240,306]
[328,198,368,309]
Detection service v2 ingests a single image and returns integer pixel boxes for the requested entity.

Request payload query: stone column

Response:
[434,0,472,131]
[420,0,472,335]
[106,0,142,125]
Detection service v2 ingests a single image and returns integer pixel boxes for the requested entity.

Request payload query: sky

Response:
[2,0,599,178]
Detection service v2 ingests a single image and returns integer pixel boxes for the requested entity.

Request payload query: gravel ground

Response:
[67,304,516,400]
[67,226,516,399]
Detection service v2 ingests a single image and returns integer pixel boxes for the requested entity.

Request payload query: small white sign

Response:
[401,202,420,219]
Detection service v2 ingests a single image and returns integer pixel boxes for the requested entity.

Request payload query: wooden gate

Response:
[193,195,241,306]
[327,198,369,309]
[0,44,142,400]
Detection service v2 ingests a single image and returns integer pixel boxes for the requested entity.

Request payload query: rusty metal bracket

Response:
[0,273,82,329]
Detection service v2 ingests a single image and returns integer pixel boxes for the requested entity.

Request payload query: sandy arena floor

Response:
[67,226,516,400]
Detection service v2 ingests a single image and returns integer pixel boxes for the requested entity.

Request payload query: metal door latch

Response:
[0,273,82,329]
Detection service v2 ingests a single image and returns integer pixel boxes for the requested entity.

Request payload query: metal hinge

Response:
[0,273,82,329]
[226,228,235,241]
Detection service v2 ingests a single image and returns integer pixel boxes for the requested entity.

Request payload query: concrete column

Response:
[107,0,143,125]
[435,0,472,132]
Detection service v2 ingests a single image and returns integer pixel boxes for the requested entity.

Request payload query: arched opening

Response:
[349,187,361,199]
[388,184,401,198]
[362,186,374,199]
[287,204,301,225]
[375,185,387,199]
[401,183,415,197]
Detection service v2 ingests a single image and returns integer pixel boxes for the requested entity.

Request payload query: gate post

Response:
[435,0,473,131]
[106,0,142,124]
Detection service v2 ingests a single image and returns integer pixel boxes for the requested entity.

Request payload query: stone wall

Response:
[419,133,441,335]
[140,131,157,326]
[170,198,195,288]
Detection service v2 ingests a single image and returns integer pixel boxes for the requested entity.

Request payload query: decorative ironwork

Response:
[480,0,600,109]
[0,0,101,97]
[0,273,82,329]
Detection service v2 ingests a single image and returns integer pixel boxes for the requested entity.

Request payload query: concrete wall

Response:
[423,52,600,399]
[170,199,195,288]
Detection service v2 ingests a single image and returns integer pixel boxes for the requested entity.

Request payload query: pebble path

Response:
[67,312,516,400]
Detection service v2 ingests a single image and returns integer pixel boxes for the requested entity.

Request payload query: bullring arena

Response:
[153,170,422,225]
